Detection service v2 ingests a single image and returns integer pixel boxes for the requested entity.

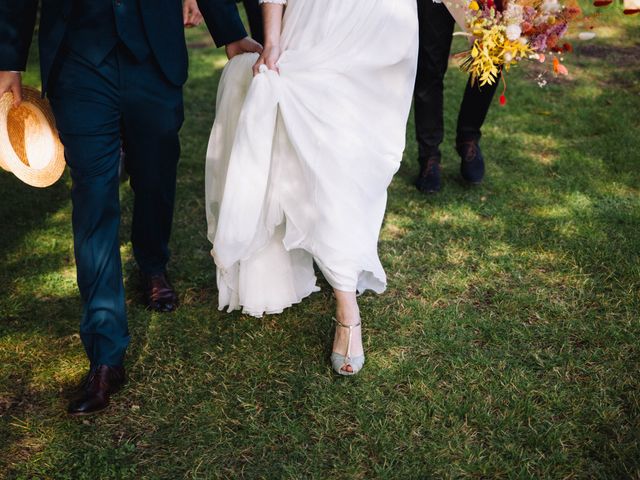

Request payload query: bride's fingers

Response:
[252,58,265,76]
[266,57,280,73]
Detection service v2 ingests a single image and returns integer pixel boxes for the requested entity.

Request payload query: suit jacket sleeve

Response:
[0,0,39,71]
[197,0,248,47]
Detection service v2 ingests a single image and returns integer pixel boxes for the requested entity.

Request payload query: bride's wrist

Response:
[264,42,281,49]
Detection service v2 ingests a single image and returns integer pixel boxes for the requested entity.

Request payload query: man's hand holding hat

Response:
[0,71,23,107]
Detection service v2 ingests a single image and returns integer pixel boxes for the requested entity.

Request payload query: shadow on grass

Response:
[393,25,640,291]
[2,16,639,479]
[0,166,157,476]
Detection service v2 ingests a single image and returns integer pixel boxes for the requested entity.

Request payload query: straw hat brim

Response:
[0,86,65,188]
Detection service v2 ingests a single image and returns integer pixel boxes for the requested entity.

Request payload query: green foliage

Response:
[1,9,638,480]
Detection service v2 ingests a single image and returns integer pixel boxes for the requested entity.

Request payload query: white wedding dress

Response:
[205,0,419,317]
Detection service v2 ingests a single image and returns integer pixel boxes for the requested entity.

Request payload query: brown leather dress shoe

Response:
[67,365,126,416]
[142,272,178,312]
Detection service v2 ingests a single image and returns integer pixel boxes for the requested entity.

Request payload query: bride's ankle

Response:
[334,290,360,325]
[332,313,364,359]
[335,304,360,325]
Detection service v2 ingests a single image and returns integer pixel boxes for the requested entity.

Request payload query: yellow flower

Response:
[469,0,481,10]
[458,23,533,86]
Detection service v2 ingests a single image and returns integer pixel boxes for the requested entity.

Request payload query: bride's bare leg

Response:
[333,289,364,373]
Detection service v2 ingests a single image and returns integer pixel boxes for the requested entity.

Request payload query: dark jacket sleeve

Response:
[0,0,39,71]
[197,0,248,47]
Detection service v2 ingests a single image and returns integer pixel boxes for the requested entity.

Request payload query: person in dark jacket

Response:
[0,0,262,416]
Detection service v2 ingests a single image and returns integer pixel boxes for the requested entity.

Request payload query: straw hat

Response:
[0,86,65,188]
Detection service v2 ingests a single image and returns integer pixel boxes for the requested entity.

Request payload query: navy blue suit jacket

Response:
[0,0,247,91]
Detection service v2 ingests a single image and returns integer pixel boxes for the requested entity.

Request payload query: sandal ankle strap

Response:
[333,317,361,329]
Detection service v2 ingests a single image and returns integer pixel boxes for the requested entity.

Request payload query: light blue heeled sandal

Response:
[331,318,365,376]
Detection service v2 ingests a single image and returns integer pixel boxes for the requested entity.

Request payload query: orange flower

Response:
[553,57,569,75]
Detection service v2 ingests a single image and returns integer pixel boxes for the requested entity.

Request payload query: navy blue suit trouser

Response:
[47,45,184,367]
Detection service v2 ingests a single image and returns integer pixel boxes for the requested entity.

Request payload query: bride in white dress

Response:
[205,0,419,375]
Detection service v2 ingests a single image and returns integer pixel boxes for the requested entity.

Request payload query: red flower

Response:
[565,6,582,18]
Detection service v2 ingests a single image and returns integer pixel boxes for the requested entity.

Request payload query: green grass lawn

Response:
[1,7,639,480]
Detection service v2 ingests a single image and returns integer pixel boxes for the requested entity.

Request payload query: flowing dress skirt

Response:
[205,0,419,317]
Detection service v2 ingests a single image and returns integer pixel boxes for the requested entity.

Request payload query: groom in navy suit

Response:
[0,0,261,415]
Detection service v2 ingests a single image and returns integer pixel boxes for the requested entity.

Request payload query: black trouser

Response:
[239,0,263,44]
[414,0,499,158]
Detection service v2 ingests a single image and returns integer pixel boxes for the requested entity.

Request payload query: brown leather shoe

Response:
[67,365,126,416]
[142,272,178,312]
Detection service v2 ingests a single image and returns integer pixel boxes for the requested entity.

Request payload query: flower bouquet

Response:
[453,0,584,93]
